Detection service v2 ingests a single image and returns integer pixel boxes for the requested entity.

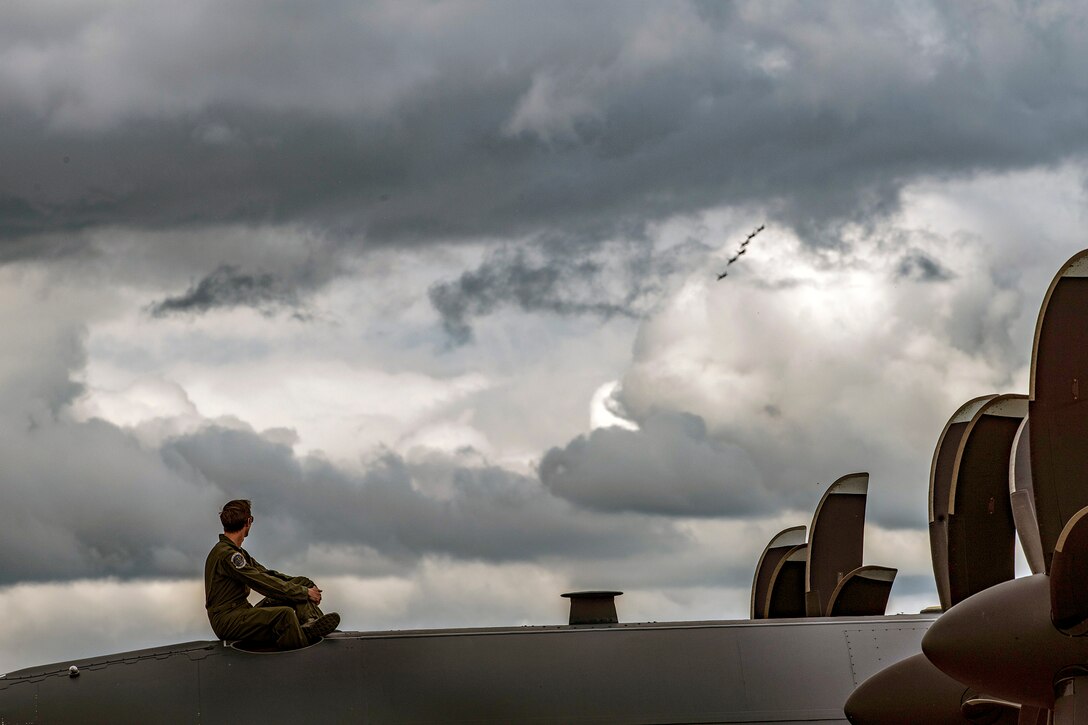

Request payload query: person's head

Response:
[220,499,253,533]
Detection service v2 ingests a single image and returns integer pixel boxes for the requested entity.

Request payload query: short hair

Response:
[220,499,252,533]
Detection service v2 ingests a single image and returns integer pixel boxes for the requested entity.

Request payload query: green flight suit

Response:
[204,534,324,650]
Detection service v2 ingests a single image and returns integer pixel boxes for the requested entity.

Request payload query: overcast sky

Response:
[2,0,1086,674]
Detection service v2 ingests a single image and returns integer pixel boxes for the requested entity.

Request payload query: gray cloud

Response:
[1,327,86,419]
[429,236,713,344]
[1,1,1085,280]
[0,413,688,585]
[0,303,685,584]
[540,412,772,517]
[0,274,691,583]
[606,227,1055,532]
[0,416,221,583]
[5,3,1078,672]
[896,252,953,283]
[429,248,638,345]
[148,265,308,318]
[166,426,682,567]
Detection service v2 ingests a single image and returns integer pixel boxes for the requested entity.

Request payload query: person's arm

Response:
[226,553,309,602]
[249,557,314,587]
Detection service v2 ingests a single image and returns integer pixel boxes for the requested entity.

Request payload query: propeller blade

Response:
[1010,417,1046,574]
[1029,249,1088,573]
[826,565,896,617]
[929,394,1024,610]
[763,544,808,618]
[943,394,1025,606]
[750,525,806,619]
[961,697,1024,724]
[1050,505,1088,635]
[930,396,996,610]
[806,472,868,617]
[919,252,1088,725]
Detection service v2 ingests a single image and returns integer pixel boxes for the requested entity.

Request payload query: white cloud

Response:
[612,169,1084,525]
[75,376,199,426]
[589,380,639,431]
[179,360,490,461]
[77,310,494,464]
[0,579,207,676]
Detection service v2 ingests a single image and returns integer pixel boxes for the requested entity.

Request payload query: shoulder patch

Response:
[229,552,247,569]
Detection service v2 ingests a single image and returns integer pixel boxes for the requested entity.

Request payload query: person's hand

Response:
[308,586,322,604]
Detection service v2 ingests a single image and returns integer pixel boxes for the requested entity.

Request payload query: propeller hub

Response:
[922,574,1088,709]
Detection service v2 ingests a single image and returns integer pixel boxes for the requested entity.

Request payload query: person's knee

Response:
[267,606,293,621]
[268,607,301,631]
[267,607,307,649]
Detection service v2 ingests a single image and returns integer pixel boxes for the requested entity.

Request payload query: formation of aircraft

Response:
[2,249,1086,723]
[717,224,764,279]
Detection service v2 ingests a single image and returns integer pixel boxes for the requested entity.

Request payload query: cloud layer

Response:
[2,0,1087,674]
[3,3,1087,302]
[541,412,769,516]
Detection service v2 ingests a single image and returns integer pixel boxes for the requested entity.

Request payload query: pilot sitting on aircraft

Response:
[204,499,340,649]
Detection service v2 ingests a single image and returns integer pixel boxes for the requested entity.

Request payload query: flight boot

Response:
[302,612,340,642]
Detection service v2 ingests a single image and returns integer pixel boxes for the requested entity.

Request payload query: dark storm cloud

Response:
[430,235,713,344]
[148,265,307,318]
[2,1,1086,265]
[540,412,773,517]
[0,325,87,419]
[896,252,953,283]
[0,279,687,584]
[0,415,685,584]
[165,426,681,566]
[0,432,208,583]
[0,0,1083,584]
[0,327,685,586]
[429,248,638,345]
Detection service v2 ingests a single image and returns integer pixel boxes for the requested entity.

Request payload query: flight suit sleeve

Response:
[225,552,309,602]
[249,557,315,588]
